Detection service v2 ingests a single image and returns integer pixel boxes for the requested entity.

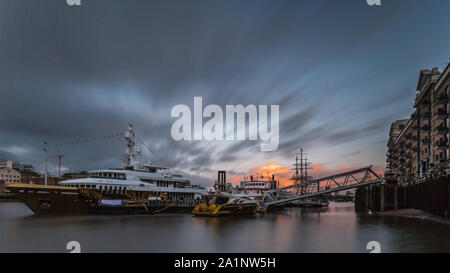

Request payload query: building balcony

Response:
[420,101,431,108]
[421,138,431,145]
[433,109,448,120]
[433,139,448,150]
[434,94,448,105]
[433,125,449,135]
[420,112,431,119]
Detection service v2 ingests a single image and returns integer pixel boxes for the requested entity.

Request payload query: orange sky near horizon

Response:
[230,162,384,187]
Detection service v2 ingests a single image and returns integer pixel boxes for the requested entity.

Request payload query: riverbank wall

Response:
[355,177,449,219]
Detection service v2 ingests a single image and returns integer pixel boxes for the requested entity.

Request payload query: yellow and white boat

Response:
[192,193,260,217]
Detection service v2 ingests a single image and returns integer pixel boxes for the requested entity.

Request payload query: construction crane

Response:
[47,154,64,178]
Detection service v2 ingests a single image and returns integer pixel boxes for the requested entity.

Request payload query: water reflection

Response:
[0,202,448,253]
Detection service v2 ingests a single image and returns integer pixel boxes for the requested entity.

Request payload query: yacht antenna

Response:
[43,142,48,185]
[123,124,140,169]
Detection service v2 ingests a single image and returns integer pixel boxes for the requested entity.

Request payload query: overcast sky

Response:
[1,0,450,185]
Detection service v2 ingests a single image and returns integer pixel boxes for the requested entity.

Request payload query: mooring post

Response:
[380,184,385,212]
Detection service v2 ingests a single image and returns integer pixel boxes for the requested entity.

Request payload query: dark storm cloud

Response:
[1,0,450,185]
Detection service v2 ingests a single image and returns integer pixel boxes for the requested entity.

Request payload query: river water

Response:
[0,202,448,253]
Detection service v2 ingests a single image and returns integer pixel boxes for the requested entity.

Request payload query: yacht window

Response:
[214,197,229,205]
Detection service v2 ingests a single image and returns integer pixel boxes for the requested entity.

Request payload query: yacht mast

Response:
[123,124,141,169]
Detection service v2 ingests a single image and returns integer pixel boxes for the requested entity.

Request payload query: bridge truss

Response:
[262,166,383,206]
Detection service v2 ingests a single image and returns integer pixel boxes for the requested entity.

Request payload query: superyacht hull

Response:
[6,183,90,215]
[6,183,203,215]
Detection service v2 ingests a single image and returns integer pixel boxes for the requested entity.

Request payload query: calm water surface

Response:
[0,202,448,253]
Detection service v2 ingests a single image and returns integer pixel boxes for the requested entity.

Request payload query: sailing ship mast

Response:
[292,148,312,194]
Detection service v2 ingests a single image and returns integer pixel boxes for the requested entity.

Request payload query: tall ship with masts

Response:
[290,149,329,207]
[7,125,208,214]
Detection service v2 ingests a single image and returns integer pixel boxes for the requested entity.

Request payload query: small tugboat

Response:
[192,193,260,217]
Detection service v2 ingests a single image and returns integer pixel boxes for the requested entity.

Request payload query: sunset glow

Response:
[229,162,377,188]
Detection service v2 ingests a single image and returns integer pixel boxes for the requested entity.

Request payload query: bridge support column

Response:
[394,185,398,210]
[365,187,369,212]
[380,184,385,212]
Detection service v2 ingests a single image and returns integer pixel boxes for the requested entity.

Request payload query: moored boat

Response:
[236,175,278,200]
[192,193,260,217]
[6,125,208,215]
[291,197,329,207]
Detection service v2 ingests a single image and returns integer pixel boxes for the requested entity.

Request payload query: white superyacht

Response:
[59,124,208,201]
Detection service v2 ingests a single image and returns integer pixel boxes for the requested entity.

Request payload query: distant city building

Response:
[0,159,23,170]
[22,164,35,173]
[387,63,450,183]
[60,171,89,180]
[0,167,21,193]
[0,167,21,183]
[0,159,34,172]
[20,171,61,186]
[0,159,13,169]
